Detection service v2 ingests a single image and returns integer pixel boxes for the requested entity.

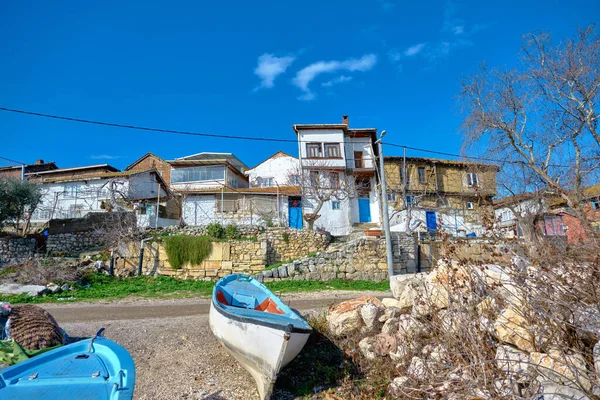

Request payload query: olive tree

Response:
[0,177,42,235]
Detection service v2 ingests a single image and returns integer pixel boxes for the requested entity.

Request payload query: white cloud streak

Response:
[321,75,353,87]
[293,54,377,100]
[403,43,427,57]
[254,53,296,89]
[90,155,120,160]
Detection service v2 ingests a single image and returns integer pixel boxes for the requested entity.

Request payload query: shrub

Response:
[282,232,290,243]
[163,235,212,269]
[225,224,239,239]
[206,222,225,239]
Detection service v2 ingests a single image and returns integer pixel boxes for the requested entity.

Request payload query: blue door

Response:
[358,197,371,222]
[426,211,437,233]
[288,198,303,229]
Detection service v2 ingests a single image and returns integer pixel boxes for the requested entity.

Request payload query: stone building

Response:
[384,157,499,235]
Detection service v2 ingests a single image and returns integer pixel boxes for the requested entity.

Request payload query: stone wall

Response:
[265,228,331,265]
[46,232,106,254]
[0,237,36,264]
[254,234,419,282]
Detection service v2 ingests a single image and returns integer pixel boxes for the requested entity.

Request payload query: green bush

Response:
[225,224,239,239]
[206,222,225,239]
[163,235,212,269]
[282,232,290,243]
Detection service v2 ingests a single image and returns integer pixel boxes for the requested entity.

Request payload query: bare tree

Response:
[460,25,600,246]
[287,160,357,230]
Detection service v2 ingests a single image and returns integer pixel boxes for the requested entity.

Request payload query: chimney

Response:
[342,115,349,126]
[36,159,44,165]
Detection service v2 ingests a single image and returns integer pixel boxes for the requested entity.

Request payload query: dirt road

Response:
[39,290,383,400]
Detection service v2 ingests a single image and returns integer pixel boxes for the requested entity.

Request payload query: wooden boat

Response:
[209,274,312,399]
[0,330,135,400]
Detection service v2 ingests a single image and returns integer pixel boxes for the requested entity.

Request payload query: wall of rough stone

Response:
[46,232,106,254]
[0,237,36,264]
[254,234,419,282]
[264,228,331,265]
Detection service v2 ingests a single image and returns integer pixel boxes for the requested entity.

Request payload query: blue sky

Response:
[1,0,598,170]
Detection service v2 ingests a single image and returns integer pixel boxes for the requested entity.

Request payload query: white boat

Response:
[209,274,312,399]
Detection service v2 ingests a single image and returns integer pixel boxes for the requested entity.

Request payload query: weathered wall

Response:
[0,237,36,264]
[265,227,331,264]
[46,232,106,254]
[254,234,418,282]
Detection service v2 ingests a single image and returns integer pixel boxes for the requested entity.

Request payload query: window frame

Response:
[466,202,474,210]
[309,170,320,187]
[329,172,340,188]
[331,200,341,210]
[467,172,479,187]
[306,143,323,158]
[418,167,426,184]
[324,143,342,158]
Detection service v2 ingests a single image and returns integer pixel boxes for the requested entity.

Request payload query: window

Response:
[418,167,426,184]
[64,183,82,197]
[466,202,474,210]
[261,177,274,187]
[467,172,479,187]
[290,174,301,185]
[309,171,319,186]
[329,172,340,188]
[171,166,225,183]
[592,198,600,210]
[324,143,341,158]
[543,215,566,236]
[306,143,323,158]
[406,195,414,206]
[354,152,364,168]
[387,192,397,201]
[331,201,341,210]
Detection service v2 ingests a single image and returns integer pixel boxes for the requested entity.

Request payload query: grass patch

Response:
[164,235,212,269]
[0,275,389,304]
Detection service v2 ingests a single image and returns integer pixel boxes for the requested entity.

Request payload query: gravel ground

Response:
[50,290,386,399]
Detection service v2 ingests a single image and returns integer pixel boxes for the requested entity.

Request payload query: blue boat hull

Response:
[0,336,135,400]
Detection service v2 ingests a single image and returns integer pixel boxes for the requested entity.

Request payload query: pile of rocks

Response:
[324,260,600,399]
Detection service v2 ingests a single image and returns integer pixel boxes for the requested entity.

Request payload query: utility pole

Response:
[376,130,394,278]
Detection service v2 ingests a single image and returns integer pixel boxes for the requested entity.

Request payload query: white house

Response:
[292,115,380,236]
[245,151,299,188]
[29,167,173,228]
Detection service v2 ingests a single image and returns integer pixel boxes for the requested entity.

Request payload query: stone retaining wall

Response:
[254,234,418,282]
[46,232,106,254]
[0,237,36,264]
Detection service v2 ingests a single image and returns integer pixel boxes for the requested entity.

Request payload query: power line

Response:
[0,106,374,145]
[0,155,25,165]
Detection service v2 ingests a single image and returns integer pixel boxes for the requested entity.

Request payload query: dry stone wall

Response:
[46,232,106,254]
[0,237,36,265]
[254,234,418,282]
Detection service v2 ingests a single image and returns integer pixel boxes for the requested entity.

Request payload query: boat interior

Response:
[216,282,284,315]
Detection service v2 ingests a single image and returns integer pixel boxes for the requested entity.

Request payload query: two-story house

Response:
[384,157,499,235]
[28,165,172,227]
[292,115,380,236]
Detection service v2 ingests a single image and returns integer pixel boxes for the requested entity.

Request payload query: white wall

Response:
[128,172,167,199]
[345,136,375,169]
[246,155,299,187]
[307,197,352,236]
[389,208,485,236]
[298,130,346,169]
[182,195,216,226]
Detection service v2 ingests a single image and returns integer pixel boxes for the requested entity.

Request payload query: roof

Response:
[125,152,169,171]
[292,124,377,140]
[246,151,297,172]
[493,193,539,208]
[494,184,600,209]
[174,152,247,173]
[28,164,119,176]
[385,156,500,170]
[175,185,302,196]
[0,162,58,173]
[40,169,161,184]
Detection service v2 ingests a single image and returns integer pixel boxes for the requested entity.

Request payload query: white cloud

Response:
[404,43,427,57]
[254,53,296,89]
[293,54,377,100]
[388,50,402,62]
[322,75,353,87]
[90,155,120,160]
[452,25,464,35]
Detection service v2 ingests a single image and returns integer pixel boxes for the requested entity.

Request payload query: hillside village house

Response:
[125,153,174,185]
[0,159,58,180]
[495,185,600,243]
[292,115,380,236]
[245,151,299,188]
[384,157,498,235]
[27,165,173,228]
